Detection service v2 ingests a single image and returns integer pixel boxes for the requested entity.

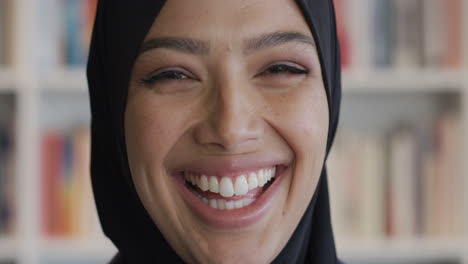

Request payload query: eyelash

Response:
[142,70,195,84]
[141,64,309,85]
[259,64,309,76]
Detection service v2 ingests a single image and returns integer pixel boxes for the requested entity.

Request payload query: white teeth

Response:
[201,198,255,210]
[198,175,209,191]
[234,175,249,196]
[266,169,272,182]
[248,172,258,190]
[225,201,234,210]
[209,199,217,209]
[258,169,266,187]
[219,177,234,197]
[209,176,219,193]
[243,198,254,207]
[185,166,277,196]
[217,199,226,209]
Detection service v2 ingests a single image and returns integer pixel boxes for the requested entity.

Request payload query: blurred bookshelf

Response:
[1,0,116,263]
[0,0,466,264]
[330,0,468,264]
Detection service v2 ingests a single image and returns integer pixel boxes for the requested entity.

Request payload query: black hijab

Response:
[87,0,342,263]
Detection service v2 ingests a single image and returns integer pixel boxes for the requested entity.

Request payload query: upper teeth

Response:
[184,167,276,197]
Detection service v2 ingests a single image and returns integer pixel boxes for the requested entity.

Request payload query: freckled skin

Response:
[125,0,329,264]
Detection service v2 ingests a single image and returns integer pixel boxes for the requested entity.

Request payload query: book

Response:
[0,0,8,65]
[334,0,352,69]
[64,0,84,66]
[394,0,424,68]
[429,112,462,237]
[327,112,463,240]
[41,132,64,236]
[371,0,396,68]
[0,127,14,235]
[388,126,417,237]
[359,135,386,238]
[41,127,102,238]
[329,132,386,239]
[442,0,461,67]
[63,0,97,66]
[339,0,463,71]
[423,0,446,67]
[0,97,15,236]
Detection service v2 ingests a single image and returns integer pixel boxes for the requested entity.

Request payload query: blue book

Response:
[65,0,85,66]
[372,0,396,68]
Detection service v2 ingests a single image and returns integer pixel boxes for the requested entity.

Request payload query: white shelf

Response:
[343,69,464,93]
[0,237,17,260]
[40,237,116,259]
[41,68,87,92]
[338,239,465,262]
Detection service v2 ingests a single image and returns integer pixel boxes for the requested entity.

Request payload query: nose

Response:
[194,76,263,152]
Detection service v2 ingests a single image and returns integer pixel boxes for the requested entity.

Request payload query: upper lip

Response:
[169,154,290,178]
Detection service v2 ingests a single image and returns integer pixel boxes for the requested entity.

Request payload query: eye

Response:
[260,63,309,76]
[142,69,195,84]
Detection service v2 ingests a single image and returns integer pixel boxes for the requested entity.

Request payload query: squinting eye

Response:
[142,70,193,84]
[262,64,309,75]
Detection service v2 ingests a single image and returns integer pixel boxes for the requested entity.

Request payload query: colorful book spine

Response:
[334,0,352,69]
[442,0,461,67]
[64,0,97,66]
[372,0,396,68]
[41,132,64,236]
[41,127,102,238]
[337,0,462,70]
[394,0,424,68]
[328,112,463,240]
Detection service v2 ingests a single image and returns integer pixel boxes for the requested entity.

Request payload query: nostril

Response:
[192,96,264,150]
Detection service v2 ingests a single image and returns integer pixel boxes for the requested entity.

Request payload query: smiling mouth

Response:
[183,166,282,210]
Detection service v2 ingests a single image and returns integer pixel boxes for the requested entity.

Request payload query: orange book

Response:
[41,132,64,236]
[443,0,461,67]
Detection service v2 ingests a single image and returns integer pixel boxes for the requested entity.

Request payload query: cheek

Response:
[125,95,189,169]
[268,83,329,161]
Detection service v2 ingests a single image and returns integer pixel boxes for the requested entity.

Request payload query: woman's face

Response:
[125,0,329,263]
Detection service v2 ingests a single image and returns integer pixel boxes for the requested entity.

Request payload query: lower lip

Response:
[174,166,288,229]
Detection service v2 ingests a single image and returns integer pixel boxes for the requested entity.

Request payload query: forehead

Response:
[145,0,312,42]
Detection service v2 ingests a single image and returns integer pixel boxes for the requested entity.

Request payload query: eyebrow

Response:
[244,31,316,54]
[138,31,315,56]
[139,37,210,55]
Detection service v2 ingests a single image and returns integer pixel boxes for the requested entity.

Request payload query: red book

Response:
[443,0,461,67]
[84,0,98,46]
[41,132,64,236]
[334,0,351,69]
